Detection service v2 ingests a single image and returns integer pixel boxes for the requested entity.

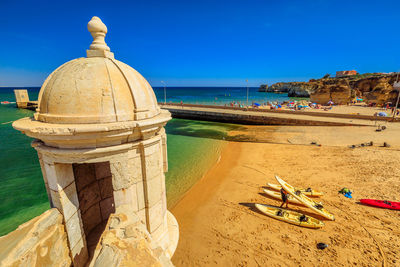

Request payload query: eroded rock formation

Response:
[267,82,317,97]
[89,205,174,267]
[0,207,175,267]
[0,209,71,267]
[260,73,399,104]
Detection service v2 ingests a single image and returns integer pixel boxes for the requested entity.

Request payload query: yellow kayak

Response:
[275,175,335,221]
[267,182,324,197]
[263,189,303,205]
[255,204,325,228]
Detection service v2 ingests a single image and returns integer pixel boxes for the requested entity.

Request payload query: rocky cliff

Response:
[264,82,317,97]
[310,74,399,104]
[260,73,399,104]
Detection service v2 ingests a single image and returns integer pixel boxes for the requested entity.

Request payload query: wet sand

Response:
[171,124,400,266]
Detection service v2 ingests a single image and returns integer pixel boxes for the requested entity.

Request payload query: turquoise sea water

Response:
[0,87,290,236]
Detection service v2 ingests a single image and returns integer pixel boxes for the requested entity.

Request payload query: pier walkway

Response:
[160,103,397,126]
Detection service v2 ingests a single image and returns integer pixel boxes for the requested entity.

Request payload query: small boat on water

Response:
[1,101,12,104]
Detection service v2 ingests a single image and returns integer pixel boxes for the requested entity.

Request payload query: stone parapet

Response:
[0,209,71,267]
[88,205,174,267]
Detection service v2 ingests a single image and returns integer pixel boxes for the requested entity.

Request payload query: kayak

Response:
[360,199,400,210]
[255,203,324,228]
[267,183,324,197]
[275,175,335,221]
[263,189,303,205]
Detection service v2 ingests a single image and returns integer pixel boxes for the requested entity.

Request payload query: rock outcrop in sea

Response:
[259,82,316,97]
[260,73,399,104]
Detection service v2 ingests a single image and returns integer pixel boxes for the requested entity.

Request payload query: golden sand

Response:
[172,123,400,266]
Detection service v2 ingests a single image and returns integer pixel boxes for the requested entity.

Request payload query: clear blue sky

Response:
[1,0,399,87]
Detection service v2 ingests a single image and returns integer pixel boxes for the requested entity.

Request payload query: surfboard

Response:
[275,175,335,221]
[263,189,303,205]
[267,182,324,197]
[255,203,324,228]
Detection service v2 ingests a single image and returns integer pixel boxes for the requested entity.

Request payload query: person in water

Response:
[280,188,289,208]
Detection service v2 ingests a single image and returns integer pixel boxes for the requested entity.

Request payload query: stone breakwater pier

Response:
[160,103,397,126]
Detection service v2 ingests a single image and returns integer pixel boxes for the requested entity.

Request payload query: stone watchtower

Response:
[13,16,178,266]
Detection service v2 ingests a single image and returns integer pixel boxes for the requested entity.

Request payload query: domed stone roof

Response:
[35,16,160,124]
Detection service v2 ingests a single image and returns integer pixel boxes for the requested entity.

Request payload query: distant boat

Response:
[1,101,13,104]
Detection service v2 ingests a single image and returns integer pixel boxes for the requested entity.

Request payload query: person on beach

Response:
[280,188,289,208]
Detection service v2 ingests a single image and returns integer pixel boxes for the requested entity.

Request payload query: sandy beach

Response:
[171,123,400,266]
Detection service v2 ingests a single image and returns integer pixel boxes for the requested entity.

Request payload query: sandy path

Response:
[171,126,400,266]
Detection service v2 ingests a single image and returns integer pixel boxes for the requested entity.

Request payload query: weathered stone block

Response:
[144,175,162,208]
[156,229,170,252]
[0,209,72,267]
[81,203,102,236]
[110,160,133,191]
[50,182,79,221]
[88,206,174,267]
[38,158,52,204]
[161,133,168,173]
[150,214,168,245]
[166,210,179,257]
[78,182,101,213]
[143,140,161,156]
[73,163,96,192]
[147,199,164,233]
[113,184,138,211]
[100,197,115,221]
[136,181,145,210]
[144,153,161,180]
[94,162,111,180]
[65,211,85,250]
[98,176,113,199]
[160,173,166,197]
[54,164,75,190]
[127,146,141,158]
[161,188,167,218]
[71,237,88,267]
[137,208,146,225]
[127,156,143,184]
[43,163,57,190]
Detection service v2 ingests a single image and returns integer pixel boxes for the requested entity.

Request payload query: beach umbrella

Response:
[327,100,334,104]
[378,112,388,117]
[254,103,260,106]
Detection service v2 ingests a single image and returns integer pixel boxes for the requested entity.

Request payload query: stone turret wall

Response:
[73,162,115,255]
[0,207,175,267]
[10,16,178,266]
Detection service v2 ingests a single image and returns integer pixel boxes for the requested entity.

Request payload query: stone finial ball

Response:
[87,16,108,34]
